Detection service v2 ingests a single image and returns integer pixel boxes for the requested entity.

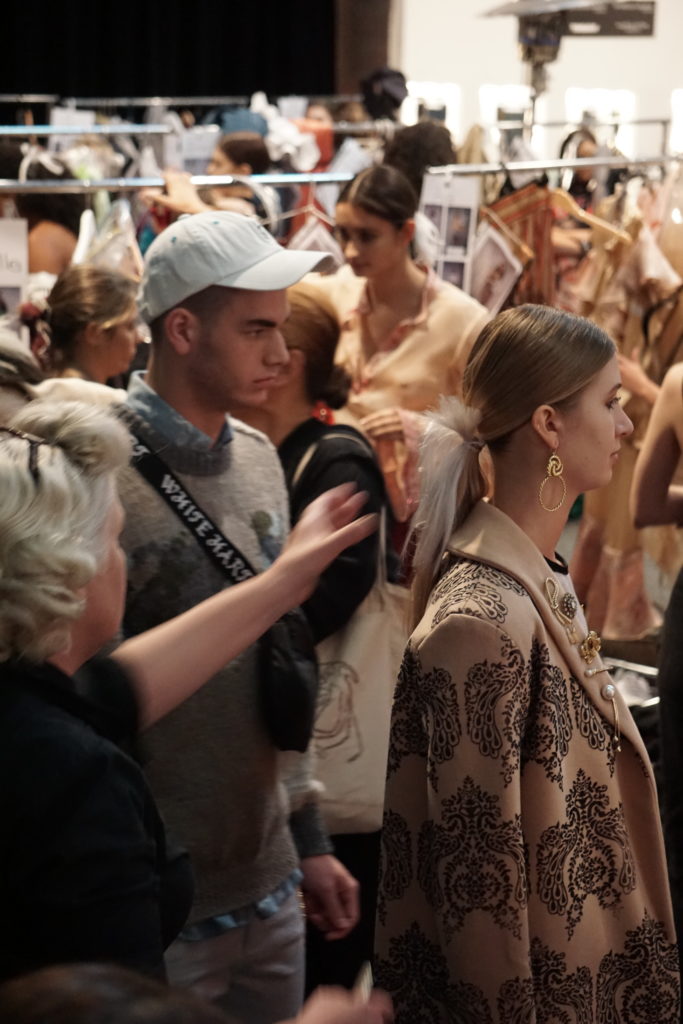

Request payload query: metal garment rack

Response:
[61,95,250,109]
[496,118,671,129]
[60,93,362,109]
[494,117,672,157]
[426,153,675,177]
[0,153,675,195]
[0,93,60,104]
[0,124,172,138]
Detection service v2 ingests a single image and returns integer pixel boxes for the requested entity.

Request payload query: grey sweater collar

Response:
[125,371,233,476]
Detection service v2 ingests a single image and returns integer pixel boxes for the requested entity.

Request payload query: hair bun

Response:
[10,399,131,475]
[319,365,352,410]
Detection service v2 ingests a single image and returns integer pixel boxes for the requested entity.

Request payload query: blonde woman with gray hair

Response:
[0,399,375,985]
[375,304,680,1023]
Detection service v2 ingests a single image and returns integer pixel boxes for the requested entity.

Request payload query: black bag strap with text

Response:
[125,427,317,752]
[129,433,257,583]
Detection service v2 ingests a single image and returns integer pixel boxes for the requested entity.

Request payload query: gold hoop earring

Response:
[539,452,566,512]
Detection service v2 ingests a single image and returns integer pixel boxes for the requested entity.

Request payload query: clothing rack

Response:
[426,153,675,177]
[0,124,172,138]
[0,94,60,104]
[0,172,354,194]
[61,95,252,109]
[495,118,671,129]
[329,120,397,136]
[494,117,672,156]
[0,120,392,142]
[288,94,362,103]
[0,153,675,194]
[61,93,363,109]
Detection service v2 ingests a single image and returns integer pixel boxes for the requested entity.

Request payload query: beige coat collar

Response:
[446,501,648,762]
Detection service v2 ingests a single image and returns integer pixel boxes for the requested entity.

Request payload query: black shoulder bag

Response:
[128,432,317,752]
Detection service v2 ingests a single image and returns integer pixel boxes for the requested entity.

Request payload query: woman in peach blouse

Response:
[307,165,488,523]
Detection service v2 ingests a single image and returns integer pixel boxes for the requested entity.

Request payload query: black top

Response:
[0,656,193,983]
[279,419,396,644]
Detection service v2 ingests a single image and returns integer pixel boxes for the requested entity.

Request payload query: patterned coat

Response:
[376,501,679,1023]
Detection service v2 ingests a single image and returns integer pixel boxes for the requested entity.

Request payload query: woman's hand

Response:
[617,353,660,406]
[290,987,394,1024]
[116,484,376,728]
[139,171,212,217]
[359,408,427,522]
[360,408,405,443]
[277,484,377,605]
[300,854,360,940]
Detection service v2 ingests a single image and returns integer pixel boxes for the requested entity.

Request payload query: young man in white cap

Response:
[116,212,358,1023]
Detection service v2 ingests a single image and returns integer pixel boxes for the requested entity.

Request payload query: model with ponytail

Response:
[376,304,680,1023]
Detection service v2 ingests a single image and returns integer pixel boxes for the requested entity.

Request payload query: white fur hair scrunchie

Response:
[428,395,483,449]
[412,396,485,587]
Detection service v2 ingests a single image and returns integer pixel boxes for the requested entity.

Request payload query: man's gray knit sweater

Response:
[117,387,330,924]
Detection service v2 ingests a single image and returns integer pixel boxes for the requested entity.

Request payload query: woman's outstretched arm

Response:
[113,485,375,727]
[632,363,683,528]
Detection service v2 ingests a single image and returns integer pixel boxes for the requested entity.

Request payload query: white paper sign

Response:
[470,224,523,315]
[419,174,479,292]
[181,126,221,174]
[0,218,28,315]
[48,106,96,151]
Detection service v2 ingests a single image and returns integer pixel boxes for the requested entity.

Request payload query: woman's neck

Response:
[494,498,568,562]
[366,258,426,309]
[490,459,574,562]
[231,392,314,448]
[60,351,107,385]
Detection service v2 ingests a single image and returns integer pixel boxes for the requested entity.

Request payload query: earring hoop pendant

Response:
[539,453,566,512]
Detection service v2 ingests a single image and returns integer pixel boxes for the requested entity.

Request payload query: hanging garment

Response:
[487,184,556,306]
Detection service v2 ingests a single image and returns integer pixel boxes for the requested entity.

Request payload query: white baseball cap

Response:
[139,211,334,323]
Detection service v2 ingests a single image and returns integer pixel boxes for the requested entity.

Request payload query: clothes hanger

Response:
[275,202,336,228]
[549,187,632,246]
[479,205,535,266]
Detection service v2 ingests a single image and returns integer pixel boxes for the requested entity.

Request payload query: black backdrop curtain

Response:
[0,0,335,100]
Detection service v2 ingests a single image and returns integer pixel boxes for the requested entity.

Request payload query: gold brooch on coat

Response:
[545,578,619,750]
[579,630,602,664]
[544,577,580,644]
[545,578,602,664]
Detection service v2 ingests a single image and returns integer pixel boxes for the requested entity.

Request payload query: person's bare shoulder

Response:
[28,221,77,274]
[655,363,683,447]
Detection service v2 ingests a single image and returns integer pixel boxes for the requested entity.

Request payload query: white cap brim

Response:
[214,247,335,291]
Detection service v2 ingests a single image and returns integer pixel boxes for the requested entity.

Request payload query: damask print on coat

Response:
[499,938,593,1024]
[521,638,573,789]
[464,634,574,789]
[374,921,493,1024]
[596,913,680,1024]
[464,632,527,786]
[416,776,527,941]
[569,675,617,777]
[378,508,680,1024]
[536,769,636,938]
[377,809,413,926]
[387,644,460,791]
[431,558,527,628]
